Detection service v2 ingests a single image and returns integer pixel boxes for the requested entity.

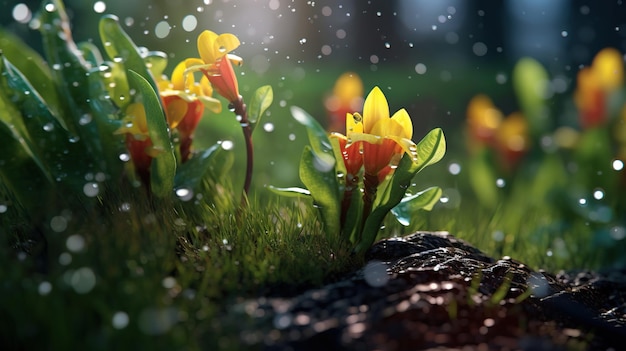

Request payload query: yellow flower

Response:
[344,86,417,177]
[185,30,242,103]
[575,48,624,129]
[325,72,364,133]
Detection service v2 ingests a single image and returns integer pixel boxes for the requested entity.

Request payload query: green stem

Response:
[232,96,253,205]
[361,172,379,232]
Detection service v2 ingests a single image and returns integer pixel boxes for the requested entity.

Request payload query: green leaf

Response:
[467,149,499,209]
[267,186,311,198]
[174,143,224,191]
[0,29,62,119]
[78,42,104,67]
[513,57,549,136]
[127,70,176,197]
[38,0,92,131]
[248,85,273,130]
[299,146,341,242]
[99,15,160,95]
[0,121,52,218]
[290,106,336,167]
[390,187,442,226]
[412,128,447,174]
[0,55,97,187]
[143,51,168,78]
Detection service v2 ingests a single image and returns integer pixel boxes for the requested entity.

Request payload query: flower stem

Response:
[232,96,253,205]
[361,172,379,230]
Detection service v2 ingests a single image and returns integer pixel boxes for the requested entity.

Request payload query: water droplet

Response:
[119,153,130,162]
[220,140,234,150]
[43,123,54,132]
[93,1,106,13]
[612,159,624,171]
[263,123,274,132]
[0,204,8,213]
[472,42,488,56]
[415,63,427,74]
[175,188,194,201]
[12,4,32,24]
[384,42,391,49]
[299,38,307,45]
[496,178,506,188]
[112,311,129,329]
[155,21,171,39]
[363,260,389,287]
[50,216,68,233]
[610,226,626,240]
[578,198,587,206]
[448,162,461,175]
[561,30,568,37]
[59,252,72,265]
[66,234,85,252]
[71,267,96,294]
[593,188,604,200]
[182,15,197,32]
[38,281,52,296]
[288,133,296,141]
[83,182,100,197]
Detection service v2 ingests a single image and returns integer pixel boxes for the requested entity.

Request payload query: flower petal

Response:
[170,61,187,91]
[362,86,389,133]
[390,108,413,139]
[346,113,363,134]
[198,30,220,63]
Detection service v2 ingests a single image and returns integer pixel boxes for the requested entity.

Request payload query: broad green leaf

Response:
[299,146,341,241]
[412,128,447,174]
[390,187,442,226]
[0,55,96,187]
[267,186,311,198]
[175,143,225,190]
[99,15,160,95]
[291,106,336,168]
[127,70,176,197]
[513,57,549,136]
[248,85,273,130]
[144,51,168,78]
[0,29,62,119]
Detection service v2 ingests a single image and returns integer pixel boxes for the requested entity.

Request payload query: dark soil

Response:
[234,231,626,350]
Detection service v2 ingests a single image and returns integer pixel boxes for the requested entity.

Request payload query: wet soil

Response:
[235,231,626,350]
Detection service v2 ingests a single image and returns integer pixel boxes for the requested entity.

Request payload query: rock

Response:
[235,231,626,350]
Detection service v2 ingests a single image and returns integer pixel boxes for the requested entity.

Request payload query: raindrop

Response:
[299,38,307,45]
[269,0,280,10]
[119,203,131,212]
[83,182,100,197]
[12,4,32,23]
[496,178,506,188]
[288,133,296,141]
[220,140,234,150]
[370,55,379,64]
[162,276,177,289]
[495,73,507,84]
[376,11,382,17]
[124,17,134,27]
[119,153,130,162]
[578,198,587,206]
[43,123,54,132]
[321,45,332,55]
[182,15,197,32]
[384,42,391,49]
[363,260,389,287]
[175,188,194,202]
[445,32,459,44]
[431,25,438,31]
[336,29,346,39]
[44,3,55,12]
[71,267,96,294]
[448,162,461,175]
[38,281,52,296]
[112,311,129,329]
[0,204,7,213]
[492,230,505,242]
[415,63,427,75]
[472,42,488,56]
[155,21,171,39]
[50,216,68,233]
[79,114,92,125]
[610,226,626,240]
[93,1,106,13]
[59,252,72,265]
[612,159,624,171]
[321,6,332,16]
[66,234,85,253]
[593,188,604,200]
[560,30,568,37]
[263,123,275,132]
